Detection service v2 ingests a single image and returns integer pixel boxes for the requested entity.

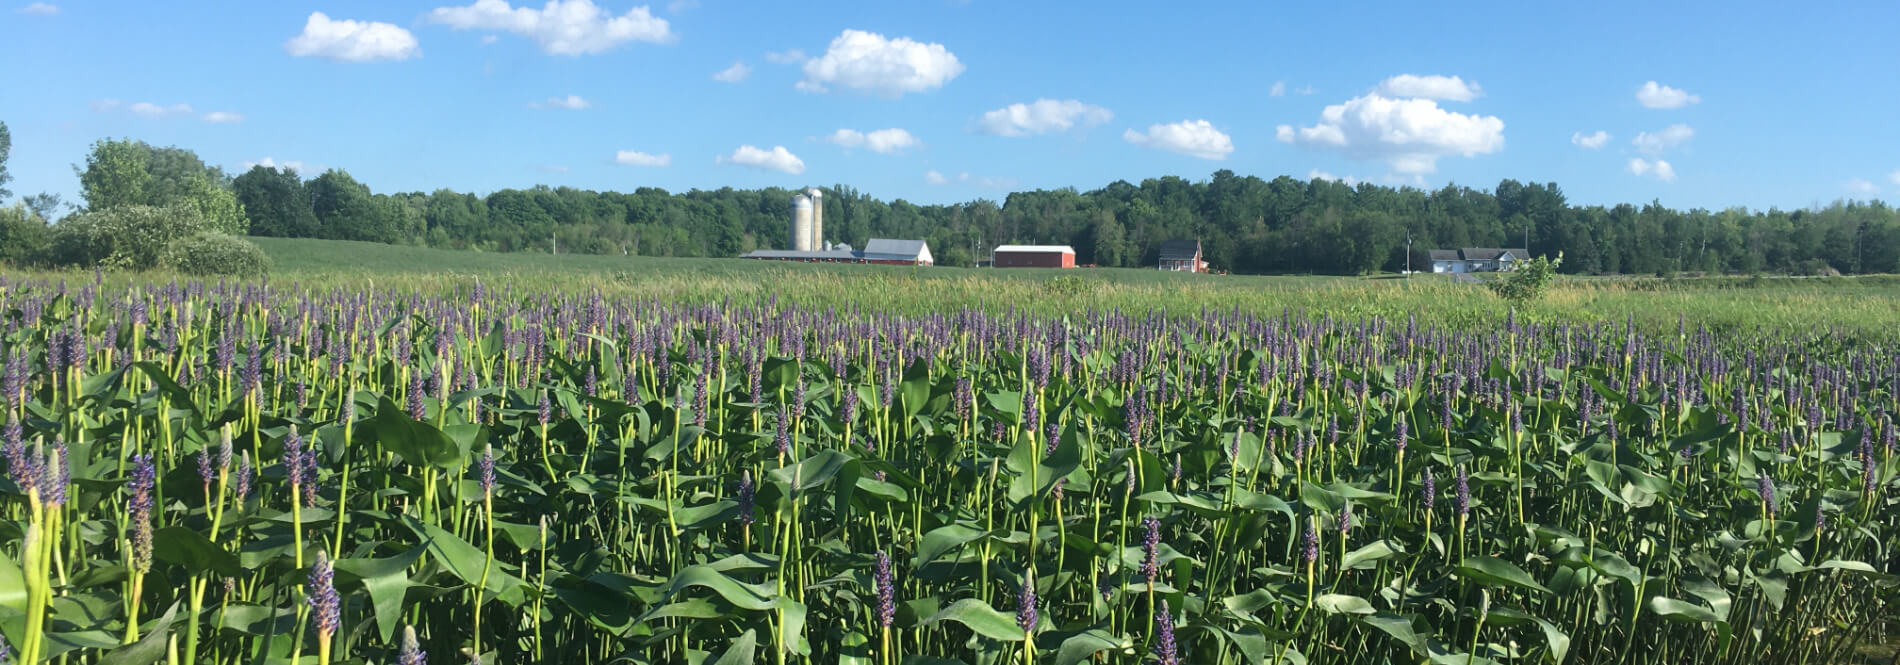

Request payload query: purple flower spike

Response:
[874,550,895,628]
[128,454,157,573]
[1153,600,1179,665]
[479,444,496,495]
[1141,516,1161,584]
[1396,417,1409,452]
[1422,469,1437,507]
[399,625,426,665]
[1757,473,1777,517]
[284,426,306,488]
[1454,465,1471,519]
[1302,522,1319,563]
[736,470,756,525]
[309,550,340,638]
[236,451,254,504]
[1016,573,1037,633]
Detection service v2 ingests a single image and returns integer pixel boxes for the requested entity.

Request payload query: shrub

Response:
[0,203,51,266]
[163,232,271,277]
[51,203,208,270]
[1487,253,1563,304]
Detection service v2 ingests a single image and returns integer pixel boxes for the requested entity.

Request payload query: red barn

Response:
[991,245,1077,268]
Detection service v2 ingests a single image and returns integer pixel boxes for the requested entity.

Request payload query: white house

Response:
[1430,248,1529,273]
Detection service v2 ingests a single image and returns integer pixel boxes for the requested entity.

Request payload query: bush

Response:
[1487,253,1563,304]
[0,203,51,266]
[163,232,271,277]
[51,204,208,270]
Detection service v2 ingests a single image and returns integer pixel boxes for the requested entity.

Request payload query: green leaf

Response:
[401,516,526,606]
[332,545,426,644]
[1648,597,1722,623]
[769,450,858,492]
[923,598,1027,642]
[914,524,988,567]
[152,526,241,578]
[375,396,464,470]
[1357,613,1425,654]
[1314,593,1375,615]
[1341,540,1405,570]
[711,629,759,665]
[651,565,776,611]
[1052,629,1125,665]
[97,600,180,665]
[0,541,25,615]
[1457,556,1551,594]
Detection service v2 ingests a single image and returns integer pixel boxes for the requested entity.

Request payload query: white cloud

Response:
[1631,124,1693,155]
[720,145,804,174]
[924,170,949,185]
[825,128,921,154]
[1845,178,1878,195]
[285,12,421,63]
[1276,93,1504,174]
[530,94,591,110]
[1888,170,1900,186]
[242,157,310,173]
[427,0,674,55]
[765,48,806,64]
[614,150,671,167]
[129,102,193,117]
[17,2,57,15]
[976,99,1112,137]
[1307,169,1361,187]
[798,29,963,97]
[1269,81,1286,97]
[1376,74,1482,102]
[1123,119,1234,160]
[1636,81,1699,109]
[1571,130,1610,149]
[1627,158,1676,182]
[712,61,751,83]
[202,111,245,124]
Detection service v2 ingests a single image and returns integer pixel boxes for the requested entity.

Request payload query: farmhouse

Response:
[1430,248,1529,274]
[992,245,1077,268]
[1158,239,1208,272]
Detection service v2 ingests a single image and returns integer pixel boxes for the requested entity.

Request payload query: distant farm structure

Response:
[1430,248,1530,273]
[1158,239,1207,272]
[740,187,933,265]
[992,245,1077,268]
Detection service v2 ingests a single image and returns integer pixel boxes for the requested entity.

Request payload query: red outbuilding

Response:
[991,245,1077,268]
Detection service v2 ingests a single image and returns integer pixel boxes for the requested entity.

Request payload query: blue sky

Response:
[3,0,1897,211]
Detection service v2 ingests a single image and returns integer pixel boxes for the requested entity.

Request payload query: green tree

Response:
[1487,253,1563,304]
[78,138,151,211]
[234,166,318,237]
[308,169,384,242]
[1091,210,1126,266]
[0,120,11,201]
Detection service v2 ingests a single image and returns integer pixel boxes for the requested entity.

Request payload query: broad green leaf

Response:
[914,524,987,567]
[923,598,1028,642]
[152,526,241,578]
[332,545,427,643]
[1314,593,1375,615]
[712,629,759,665]
[1457,556,1551,594]
[97,600,180,665]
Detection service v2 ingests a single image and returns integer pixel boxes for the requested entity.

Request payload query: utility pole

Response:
[1405,231,1413,277]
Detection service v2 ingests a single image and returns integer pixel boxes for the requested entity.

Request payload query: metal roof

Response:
[1428,249,1462,261]
[741,249,860,260]
[1158,240,1201,261]
[863,238,928,258]
[993,245,1076,254]
[1458,248,1527,261]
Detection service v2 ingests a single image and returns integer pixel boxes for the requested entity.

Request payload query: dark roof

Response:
[863,238,928,258]
[1458,248,1528,261]
[1428,249,1461,261]
[1158,239,1201,261]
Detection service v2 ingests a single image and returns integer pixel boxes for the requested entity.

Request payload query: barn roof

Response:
[1459,248,1527,261]
[1158,239,1202,261]
[993,245,1076,254]
[863,238,929,258]
[1428,249,1462,261]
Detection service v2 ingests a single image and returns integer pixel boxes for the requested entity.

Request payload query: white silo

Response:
[790,194,814,251]
[805,187,824,248]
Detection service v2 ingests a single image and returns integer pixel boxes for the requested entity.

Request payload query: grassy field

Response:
[240,237,1900,338]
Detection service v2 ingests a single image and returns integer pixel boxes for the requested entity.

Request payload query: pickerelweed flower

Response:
[1141,516,1161,584]
[1016,573,1037,633]
[479,444,496,495]
[1455,465,1471,520]
[1422,469,1437,507]
[874,550,895,628]
[1396,416,1409,452]
[1153,600,1179,665]
[774,408,792,456]
[1758,473,1778,517]
[236,451,254,504]
[399,625,426,665]
[737,470,756,525]
[309,550,340,638]
[42,439,69,507]
[128,454,157,573]
[1302,522,1319,563]
[1,421,28,487]
[198,450,215,489]
[284,426,306,488]
[1337,503,1353,536]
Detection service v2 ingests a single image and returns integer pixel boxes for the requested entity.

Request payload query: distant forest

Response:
[10,136,1900,275]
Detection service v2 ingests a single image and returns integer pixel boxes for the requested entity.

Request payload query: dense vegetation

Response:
[0,274,1893,664]
[3,127,1900,275]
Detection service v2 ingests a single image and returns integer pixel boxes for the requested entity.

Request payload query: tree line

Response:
[4,131,1898,275]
